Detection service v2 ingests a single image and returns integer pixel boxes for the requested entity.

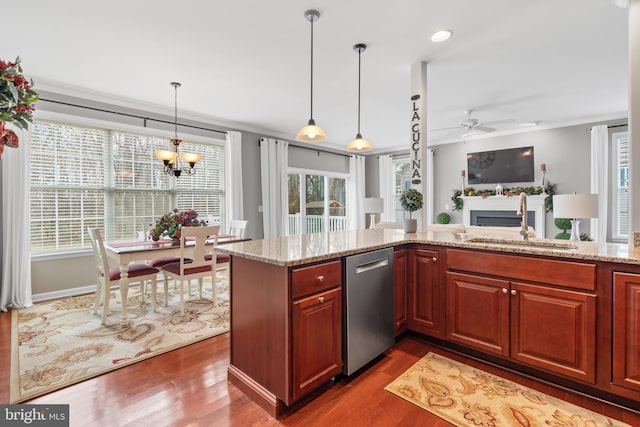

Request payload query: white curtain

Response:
[225,131,244,228]
[1,124,32,311]
[590,125,609,242]
[348,155,366,230]
[378,155,394,222]
[260,138,288,238]
[425,148,435,226]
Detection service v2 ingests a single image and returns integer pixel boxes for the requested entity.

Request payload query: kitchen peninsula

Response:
[216,229,640,418]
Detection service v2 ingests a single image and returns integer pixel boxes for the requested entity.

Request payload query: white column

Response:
[409,61,428,230]
[629,0,640,245]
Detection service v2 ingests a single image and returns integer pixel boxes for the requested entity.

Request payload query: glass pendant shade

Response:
[155,149,177,162]
[346,134,372,152]
[181,152,202,164]
[296,119,327,142]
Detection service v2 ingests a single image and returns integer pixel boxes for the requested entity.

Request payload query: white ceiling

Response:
[4,0,629,152]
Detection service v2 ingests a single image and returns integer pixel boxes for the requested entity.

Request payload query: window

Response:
[287,169,347,235]
[612,131,629,240]
[392,157,412,223]
[30,119,225,254]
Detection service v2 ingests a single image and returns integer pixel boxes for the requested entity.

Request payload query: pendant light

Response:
[346,43,373,153]
[296,9,327,142]
[155,82,202,177]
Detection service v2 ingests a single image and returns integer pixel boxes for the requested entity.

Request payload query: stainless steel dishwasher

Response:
[343,247,395,375]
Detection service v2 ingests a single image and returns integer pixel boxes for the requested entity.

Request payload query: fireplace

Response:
[461,195,546,237]
[470,210,534,228]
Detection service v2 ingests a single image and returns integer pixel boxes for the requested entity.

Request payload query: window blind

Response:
[30,120,225,254]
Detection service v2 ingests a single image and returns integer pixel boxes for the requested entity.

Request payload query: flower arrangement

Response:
[399,188,423,219]
[0,57,39,129]
[149,208,204,241]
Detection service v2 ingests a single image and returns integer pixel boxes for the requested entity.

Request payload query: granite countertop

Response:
[215,228,640,267]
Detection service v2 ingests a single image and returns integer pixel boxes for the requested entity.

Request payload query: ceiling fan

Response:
[430,109,514,137]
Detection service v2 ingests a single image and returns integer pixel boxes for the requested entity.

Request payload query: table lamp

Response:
[552,193,598,241]
[363,198,384,229]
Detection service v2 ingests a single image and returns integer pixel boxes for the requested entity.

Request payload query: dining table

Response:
[104,234,246,325]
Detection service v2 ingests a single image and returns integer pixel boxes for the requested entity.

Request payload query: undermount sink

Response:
[465,236,578,250]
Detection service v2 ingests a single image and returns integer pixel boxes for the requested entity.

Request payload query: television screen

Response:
[467,146,534,185]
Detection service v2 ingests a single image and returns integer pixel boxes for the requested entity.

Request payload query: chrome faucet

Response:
[517,192,529,241]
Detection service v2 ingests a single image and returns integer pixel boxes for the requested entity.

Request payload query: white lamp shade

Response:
[363,197,384,214]
[346,136,373,153]
[553,194,599,219]
[296,123,327,142]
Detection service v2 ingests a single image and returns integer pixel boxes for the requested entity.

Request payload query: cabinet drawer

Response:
[291,260,342,299]
[447,249,596,291]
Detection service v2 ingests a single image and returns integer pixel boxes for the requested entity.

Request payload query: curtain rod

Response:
[587,123,628,131]
[38,97,228,135]
[289,143,353,158]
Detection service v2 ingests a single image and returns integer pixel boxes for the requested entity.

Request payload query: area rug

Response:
[10,270,230,403]
[385,352,630,427]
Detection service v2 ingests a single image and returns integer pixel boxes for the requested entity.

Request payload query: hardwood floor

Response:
[2,309,639,426]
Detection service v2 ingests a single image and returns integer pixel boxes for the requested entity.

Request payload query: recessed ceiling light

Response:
[431,30,452,43]
[523,121,542,127]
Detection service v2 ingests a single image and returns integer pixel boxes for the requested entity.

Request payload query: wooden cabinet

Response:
[446,249,596,383]
[228,257,342,417]
[613,272,640,392]
[292,286,342,401]
[407,248,444,337]
[393,249,408,336]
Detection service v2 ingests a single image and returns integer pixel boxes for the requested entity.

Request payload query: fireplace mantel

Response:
[461,195,546,236]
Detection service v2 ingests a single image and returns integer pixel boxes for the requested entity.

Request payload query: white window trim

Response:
[612,131,629,242]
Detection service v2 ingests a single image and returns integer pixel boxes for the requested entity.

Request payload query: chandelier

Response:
[155,82,201,177]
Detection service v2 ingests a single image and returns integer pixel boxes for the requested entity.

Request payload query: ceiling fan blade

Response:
[429,126,462,132]
[479,118,515,126]
[474,126,496,133]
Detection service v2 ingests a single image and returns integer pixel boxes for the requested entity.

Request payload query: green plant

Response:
[399,188,423,219]
[451,183,556,212]
[0,57,39,129]
[554,218,572,231]
[436,212,451,224]
[555,232,571,240]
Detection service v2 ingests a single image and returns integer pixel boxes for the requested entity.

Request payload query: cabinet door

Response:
[394,249,408,336]
[408,249,443,337]
[613,272,640,392]
[510,281,596,383]
[446,272,510,356]
[291,287,342,402]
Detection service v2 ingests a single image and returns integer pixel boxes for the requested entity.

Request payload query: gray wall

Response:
[364,119,627,239]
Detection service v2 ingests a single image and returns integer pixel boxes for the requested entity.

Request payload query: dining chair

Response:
[215,220,248,272]
[87,227,162,324]
[160,225,220,315]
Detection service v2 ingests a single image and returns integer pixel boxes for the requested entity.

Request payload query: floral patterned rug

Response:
[10,270,229,403]
[385,352,631,427]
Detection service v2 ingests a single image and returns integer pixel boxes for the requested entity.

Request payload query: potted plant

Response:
[399,188,423,233]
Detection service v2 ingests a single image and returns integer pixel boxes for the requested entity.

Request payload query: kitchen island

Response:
[216,229,640,418]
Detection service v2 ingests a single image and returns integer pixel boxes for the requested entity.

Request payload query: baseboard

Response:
[32,284,98,303]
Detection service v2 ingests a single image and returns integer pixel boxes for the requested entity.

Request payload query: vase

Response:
[404,219,417,233]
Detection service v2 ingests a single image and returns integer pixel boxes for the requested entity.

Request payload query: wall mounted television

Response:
[467,146,534,185]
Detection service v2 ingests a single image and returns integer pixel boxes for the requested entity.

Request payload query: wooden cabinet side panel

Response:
[446,272,510,356]
[394,249,408,336]
[613,272,640,392]
[292,287,342,402]
[230,257,290,401]
[511,282,596,383]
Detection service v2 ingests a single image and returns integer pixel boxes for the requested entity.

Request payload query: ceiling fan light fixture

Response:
[346,43,373,153]
[431,30,453,43]
[297,9,327,143]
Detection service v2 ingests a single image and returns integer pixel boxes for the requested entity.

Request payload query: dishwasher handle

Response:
[355,258,389,274]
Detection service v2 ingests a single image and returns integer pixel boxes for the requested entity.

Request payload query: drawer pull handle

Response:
[318,296,325,303]
[432,257,437,263]
[502,288,508,294]
[317,275,324,282]
[511,289,517,296]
